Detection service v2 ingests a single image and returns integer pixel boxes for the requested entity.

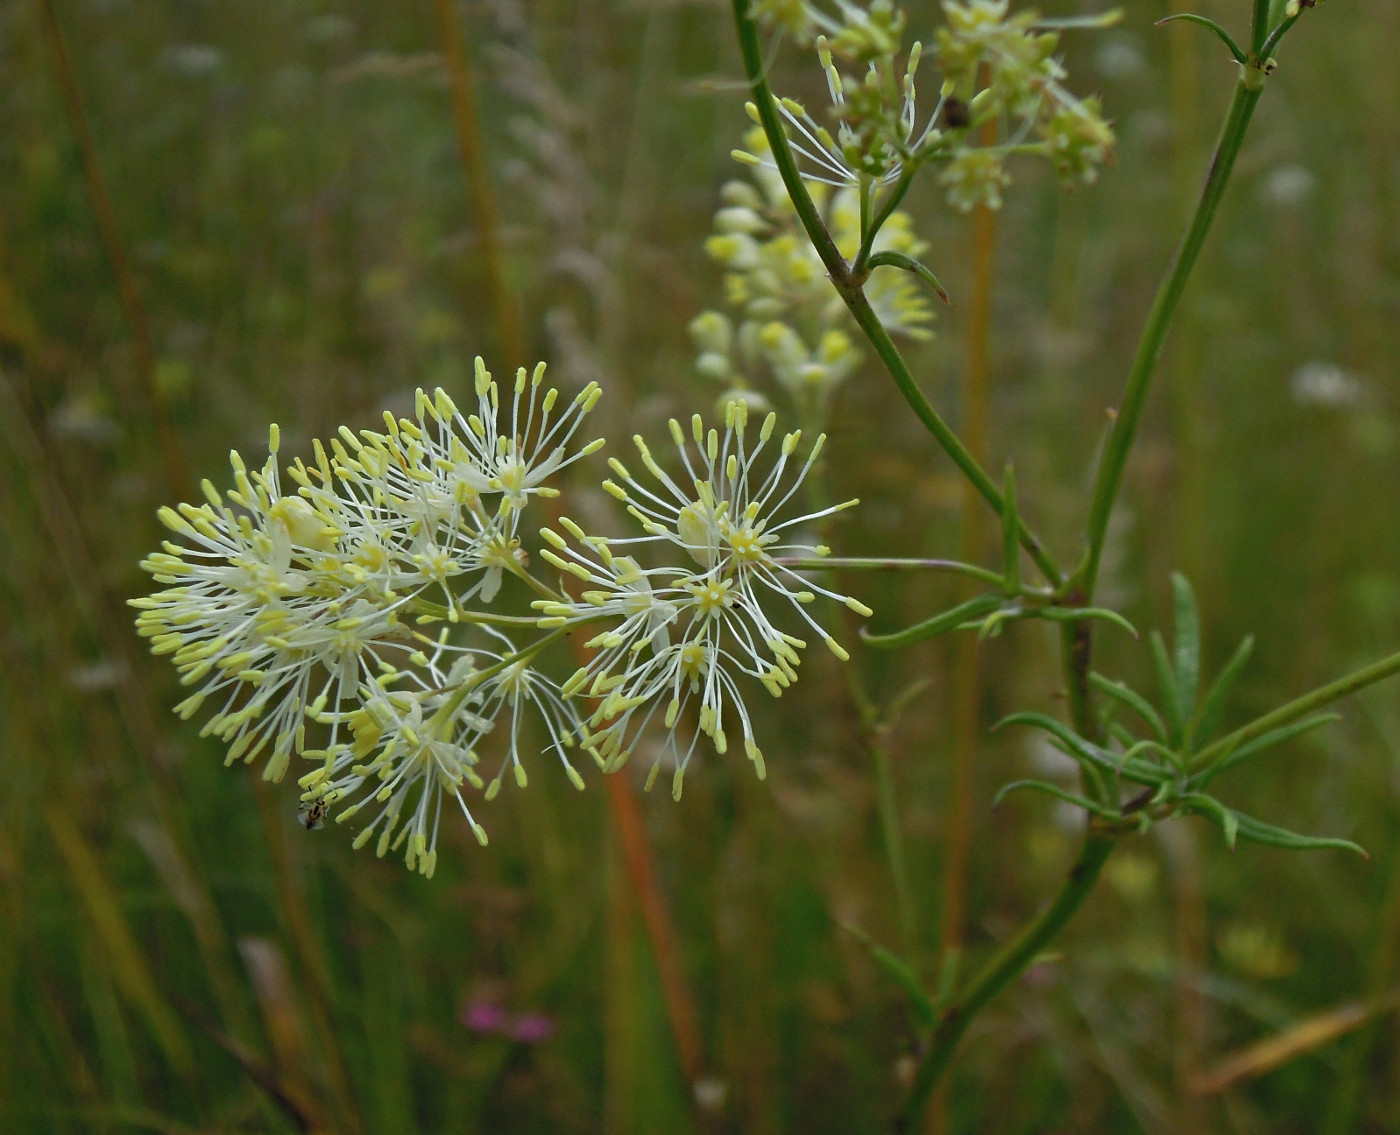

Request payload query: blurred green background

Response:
[2,0,1399,1131]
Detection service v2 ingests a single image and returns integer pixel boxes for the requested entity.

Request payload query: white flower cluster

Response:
[534,400,872,799]
[134,360,869,875]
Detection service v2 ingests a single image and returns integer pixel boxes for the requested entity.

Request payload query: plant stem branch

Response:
[843,290,1061,585]
[731,3,847,277]
[1191,648,1400,772]
[898,26,1271,1130]
[1260,12,1303,59]
[896,834,1115,1131]
[775,556,1008,586]
[730,0,1062,588]
[855,168,916,272]
[1251,0,1273,53]
[1079,78,1262,599]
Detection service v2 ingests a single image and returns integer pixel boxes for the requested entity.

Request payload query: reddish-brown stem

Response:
[433,0,527,369]
[932,119,999,1135]
[602,773,705,1086]
[559,574,705,1089]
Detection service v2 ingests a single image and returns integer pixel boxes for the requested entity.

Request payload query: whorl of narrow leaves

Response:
[994,573,1365,859]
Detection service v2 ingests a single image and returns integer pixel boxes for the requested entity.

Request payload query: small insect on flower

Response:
[298,795,329,830]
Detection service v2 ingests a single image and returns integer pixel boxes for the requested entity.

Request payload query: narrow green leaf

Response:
[1173,573,1202,725]
[1230,810,1368,858]
[1002,463,1020,594]
[864,249,953,305]
[974,607,1011,643]
[1155,12,1248,64]
[861,593,1002,649]
[992,779,1122,821]
[1151,630,1183,744]
[1121,737,1187,775]
[1091,672,1168,743]
[1182,793,1240,849]
[1194,713,1343,787]
[838,923,937,1030]
[1040,606,1138,638]
[995,713,1172,787]
[1191,635,1255,749]
[1106,722,1138,750]
[995,712,1104,769]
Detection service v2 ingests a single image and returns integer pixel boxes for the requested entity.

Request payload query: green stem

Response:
[848,287,1063,587]
[1259,12,1302,59]
[1191,648,1400,772]
[1079,77,1262,598]
[896,834,1115,1131]
[730,0,1062,589]
[776,556,1009,587]
[854,168,916,273]
[870,707,919,951]
[897,29,1272,1133]
[1251,0,1272,53]
[731,4,847,278]
[434,627,568,720]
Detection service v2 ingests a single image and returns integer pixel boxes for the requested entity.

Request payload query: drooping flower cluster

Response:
[744,0,1116,211]
[134,360,869,874]
[932,0,1116,204]
[534,400,871,799]
[756,1,1114,204]
[696,127,931,420]
[691,2,1113,425]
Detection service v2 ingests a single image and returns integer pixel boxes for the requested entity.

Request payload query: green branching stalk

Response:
[1252,0,1273,53]
[775,556,1010,587]
[731,5,847,277]
[730,0,1062,589]
[855,168,918,272]
[842,290,1062,586]
[1260,11,1304,59]
[1191,648,1400,773]
[1079,76,1262,598]
[729,4,1324,1127]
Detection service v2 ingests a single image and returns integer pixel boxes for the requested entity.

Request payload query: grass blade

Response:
[46,806,194,1078]
[838,923,936,1031]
